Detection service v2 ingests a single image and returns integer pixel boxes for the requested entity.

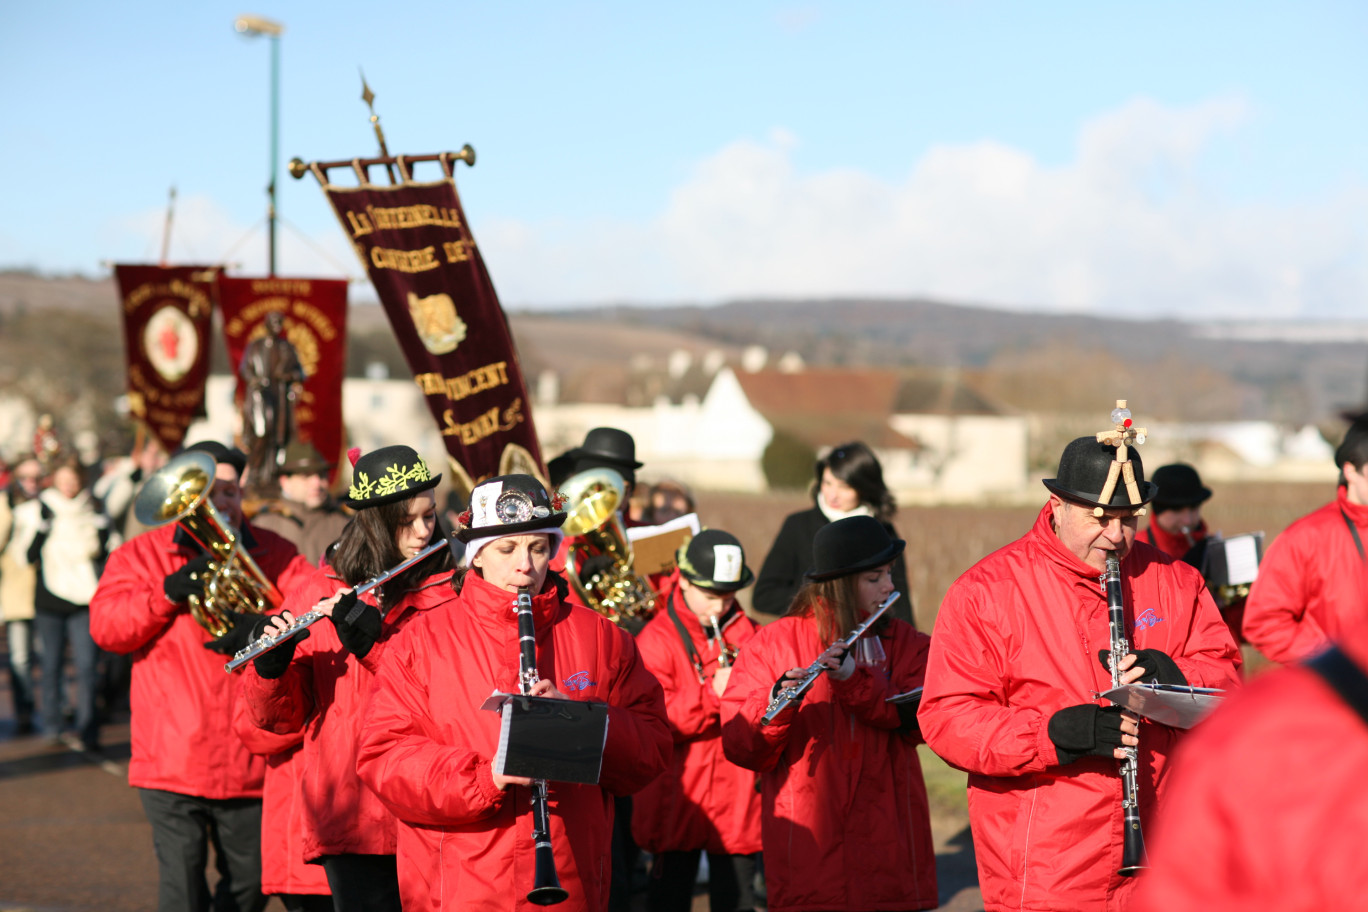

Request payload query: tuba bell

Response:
[559,467,657,622]
[133,450,283,637]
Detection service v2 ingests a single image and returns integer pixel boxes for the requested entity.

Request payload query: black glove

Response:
[164,554,214,603]
[252,617,309,680]
[579,553,615,582]
[203,611,263,656]
[326,591,382,659]
[1098,648,1188,686]
[1048,704,1128,765]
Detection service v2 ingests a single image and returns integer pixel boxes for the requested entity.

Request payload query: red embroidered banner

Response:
[315,171,544,495]
[217,276,350,481]
[113,264,216,454]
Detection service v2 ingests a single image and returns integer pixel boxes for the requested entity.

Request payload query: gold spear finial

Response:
[360,68,397,183]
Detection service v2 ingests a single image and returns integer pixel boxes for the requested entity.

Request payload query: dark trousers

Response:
[320,854,402,912]
[138,788,266,912]
[278,895,333,912]
[608,795,639,912]
[33,607,99,748]
[648,851,760,912]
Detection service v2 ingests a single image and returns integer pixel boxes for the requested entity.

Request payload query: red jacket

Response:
[90,523,312,798]
[918,504,1242,912]
[1135,639,1368,910]
[355,571,671,912]
[631,573,761,855]
[1141,519,1205,561]
[239,563,456,861]
[1242,488,1368,664]
[232,688,331,897]
[720,611,937,912]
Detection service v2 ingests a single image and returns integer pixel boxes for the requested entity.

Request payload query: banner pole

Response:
[159,186,177,267]
[360,70,398,186]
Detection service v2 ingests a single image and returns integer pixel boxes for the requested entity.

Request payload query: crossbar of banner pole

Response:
[288,146,475,185]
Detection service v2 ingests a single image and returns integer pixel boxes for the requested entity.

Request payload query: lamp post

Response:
[234,14,284,276]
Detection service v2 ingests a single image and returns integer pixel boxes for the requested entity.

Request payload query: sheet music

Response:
[1101,684,1225,730]
[885,686,924,705]
[1223,534,1260,586]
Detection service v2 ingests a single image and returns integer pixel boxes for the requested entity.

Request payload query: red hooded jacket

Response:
[720,610,937,912]
[918,503,1242,912]
[1241,487,1368,664]
[231,690,331,897]
[238,563,456,861]
[1134,639,1368,910]
[90,523,312,798]
[631,572,762,855]
[355,571,671,912]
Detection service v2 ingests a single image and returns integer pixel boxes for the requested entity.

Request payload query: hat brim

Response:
[341,474,442,510]
[564,446,644,470]
[1042,479,1158,510]
[456,512,567,543]
[805,539,905,582]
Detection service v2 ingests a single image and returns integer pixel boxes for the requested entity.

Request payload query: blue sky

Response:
[3,2,1366,318]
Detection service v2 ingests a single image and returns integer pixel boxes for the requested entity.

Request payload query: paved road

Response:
[0,713,982,912]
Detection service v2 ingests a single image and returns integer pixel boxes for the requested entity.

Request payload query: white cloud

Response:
[483,96,1368,319]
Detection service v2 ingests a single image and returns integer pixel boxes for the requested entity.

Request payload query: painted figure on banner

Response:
[240,312,306,492]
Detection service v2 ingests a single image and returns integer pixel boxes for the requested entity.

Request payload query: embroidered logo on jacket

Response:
[563,670,595,691]
[1134,608,1164,630]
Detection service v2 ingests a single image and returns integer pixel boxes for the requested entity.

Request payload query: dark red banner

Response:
[114,264,216,454]
[317,172,544,495]
[217,276,350,481]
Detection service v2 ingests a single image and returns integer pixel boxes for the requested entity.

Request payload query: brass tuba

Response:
[133,450,283,637]
[559,467,657,622]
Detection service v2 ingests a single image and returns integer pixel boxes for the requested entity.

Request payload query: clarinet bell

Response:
[528,850,568,906]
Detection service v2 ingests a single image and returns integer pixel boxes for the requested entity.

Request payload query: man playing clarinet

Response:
[918,402,1240,912]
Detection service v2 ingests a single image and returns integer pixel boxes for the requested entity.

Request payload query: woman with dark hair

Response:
[752,442,913,624]
[240,445,454,912]
[355,473,670,912]
[720,515,936,912]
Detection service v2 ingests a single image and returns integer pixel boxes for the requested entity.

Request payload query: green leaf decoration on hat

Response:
[348,459,432,503]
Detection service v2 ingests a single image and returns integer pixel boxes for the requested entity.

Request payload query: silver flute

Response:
[223,537,451,673]
[760,590,898,726]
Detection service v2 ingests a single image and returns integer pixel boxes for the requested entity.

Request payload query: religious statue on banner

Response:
[239,311,306,492]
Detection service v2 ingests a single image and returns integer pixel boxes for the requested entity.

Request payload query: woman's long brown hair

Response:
[787,570,894,645]
[327,496,452,603]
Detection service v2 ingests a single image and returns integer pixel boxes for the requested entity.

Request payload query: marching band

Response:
[30,405,1363,912]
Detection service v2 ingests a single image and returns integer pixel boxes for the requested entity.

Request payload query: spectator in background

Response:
[0,457,43,735]
[644,479,695,526]
[753,442,913,626]
[9,457,113,750]
[251,441,351,566]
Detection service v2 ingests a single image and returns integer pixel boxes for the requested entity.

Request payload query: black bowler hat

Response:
[565,427,643,474]
[1150,463,1212,510]
[456,473,567,542]
[1043,437,1157,510]
[807,515,905,581]
[185,440,247,476]
[343,445,441,509]
[677,529,754,593]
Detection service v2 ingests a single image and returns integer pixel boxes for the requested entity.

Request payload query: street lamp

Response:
[234,14,284,276]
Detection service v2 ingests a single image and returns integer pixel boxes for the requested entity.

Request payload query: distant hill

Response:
[3,270,1366,441]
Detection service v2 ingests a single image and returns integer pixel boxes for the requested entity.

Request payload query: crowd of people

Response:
[2,413,1366,912]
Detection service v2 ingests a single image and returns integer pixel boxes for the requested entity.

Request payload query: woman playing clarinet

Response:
[720,516,937,912]
[238,445,454,912]
[355,473,670,912]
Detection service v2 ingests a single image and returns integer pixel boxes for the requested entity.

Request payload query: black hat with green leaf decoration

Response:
[342,445,442,509]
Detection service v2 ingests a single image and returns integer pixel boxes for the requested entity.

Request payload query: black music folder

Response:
[481,693,609,785]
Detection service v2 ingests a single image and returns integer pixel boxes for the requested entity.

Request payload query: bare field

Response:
[696,480,1331,632]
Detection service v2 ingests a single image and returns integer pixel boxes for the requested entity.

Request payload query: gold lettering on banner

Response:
[438,398,527,446]
[414,361,510,402]
[370,245,439,273]
[124,279,212,317]
[443,240,472,263]
[346,204,463,239]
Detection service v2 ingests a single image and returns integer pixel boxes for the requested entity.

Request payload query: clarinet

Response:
[1103,553,1146,876]
[516,586,569,906]
[760,590,898,726]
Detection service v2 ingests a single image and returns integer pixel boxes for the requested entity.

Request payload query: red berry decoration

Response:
[1123,419,1132,428]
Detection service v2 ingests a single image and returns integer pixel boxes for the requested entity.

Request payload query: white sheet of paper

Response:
[1223,534,1261,586]
[625,512,702,542]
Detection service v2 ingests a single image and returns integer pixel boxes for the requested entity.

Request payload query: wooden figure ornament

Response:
[1092,399,1149,518]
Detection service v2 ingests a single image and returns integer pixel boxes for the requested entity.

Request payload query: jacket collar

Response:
[462,570,563,633]
[1028,501,1112,583]
[1338,486,1368,527]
